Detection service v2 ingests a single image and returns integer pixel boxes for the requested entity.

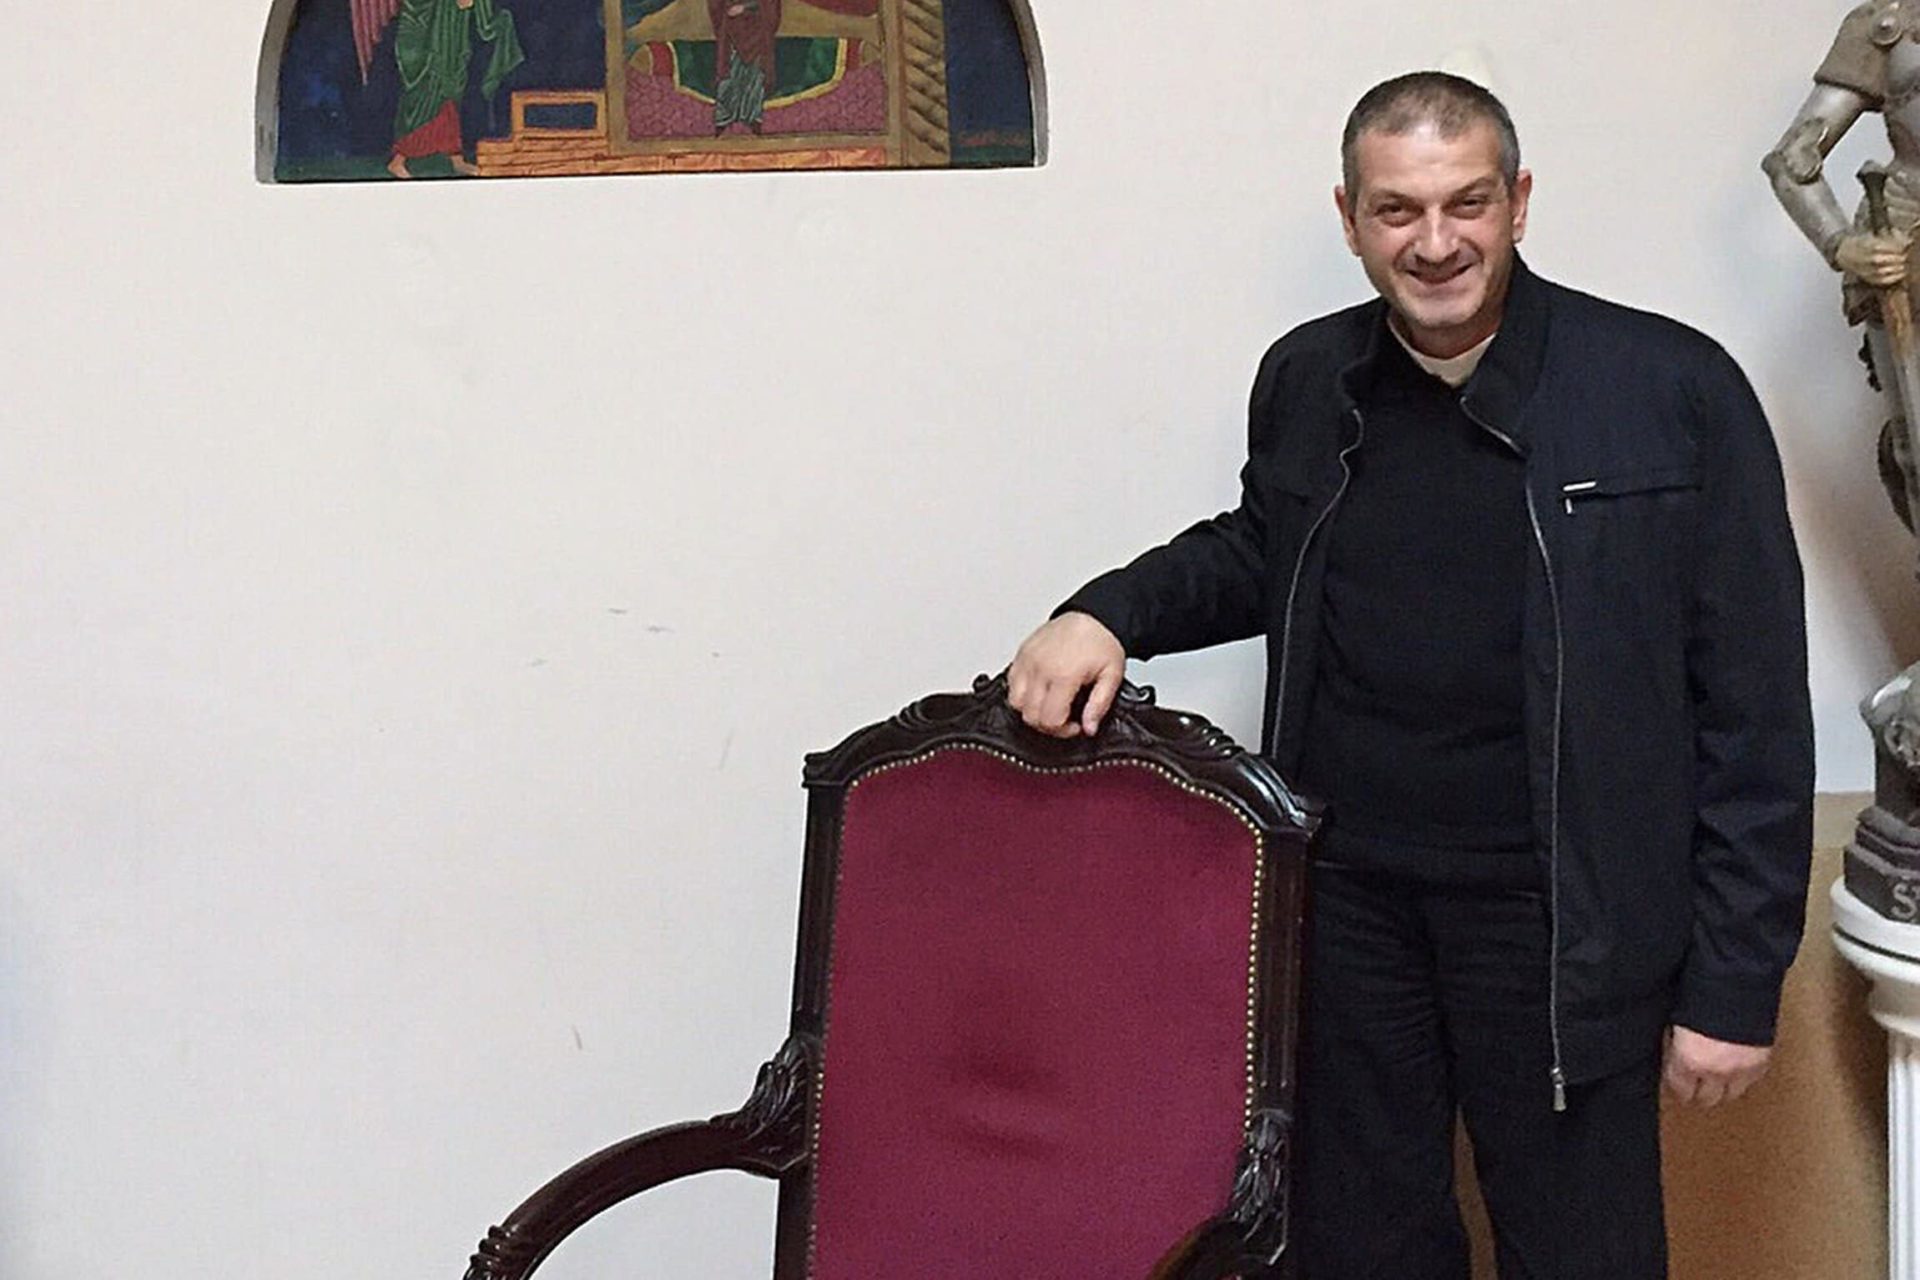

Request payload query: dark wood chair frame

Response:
[464,674,1319,1280]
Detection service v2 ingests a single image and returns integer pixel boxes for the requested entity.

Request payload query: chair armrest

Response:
[1150,1218,1279,1280]
[1149,1107,1293,1280]
[464,1034,818,1280]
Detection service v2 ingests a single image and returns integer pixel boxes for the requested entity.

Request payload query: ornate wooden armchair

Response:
[465,676,1317,1279]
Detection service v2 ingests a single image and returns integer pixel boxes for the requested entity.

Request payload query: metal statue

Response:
[1767,0,1920,918]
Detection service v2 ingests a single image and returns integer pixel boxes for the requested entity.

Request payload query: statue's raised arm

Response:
[1765,3,1909,284]
[1767,83,1879,273]
[1766,1,1920,531]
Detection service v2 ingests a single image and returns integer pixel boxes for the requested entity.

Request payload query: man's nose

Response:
[1412,211,1460,261]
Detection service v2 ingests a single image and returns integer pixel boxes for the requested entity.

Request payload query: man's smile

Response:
[1404,260,1474,288]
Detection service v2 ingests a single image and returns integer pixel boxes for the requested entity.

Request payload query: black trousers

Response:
[1294,862,1668,1280]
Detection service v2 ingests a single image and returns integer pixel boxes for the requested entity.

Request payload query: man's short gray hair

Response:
[1341,72,1521,196]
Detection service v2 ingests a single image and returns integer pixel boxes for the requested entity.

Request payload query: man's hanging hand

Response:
[1663,1025,1773,1108]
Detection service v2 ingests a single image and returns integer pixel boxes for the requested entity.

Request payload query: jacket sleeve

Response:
[1054,345,1286,659]
[1670,347,1816,1046]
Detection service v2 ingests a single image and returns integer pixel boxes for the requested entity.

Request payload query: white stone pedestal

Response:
[1834,878,1920,1278]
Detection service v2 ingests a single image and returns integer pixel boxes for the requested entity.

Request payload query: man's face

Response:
[1334,119,1532,359]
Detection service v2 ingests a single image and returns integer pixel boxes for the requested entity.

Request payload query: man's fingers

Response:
[1023,679,1080,738]
[1038,679,1079,736]
[1081,667,1124,736]
[1662,1055,1698,1105]
[1663,1063,1765,1108]
[1015,678,1052,730]
[1731,1060,1769,1102]
[1012,674,1085,738]
[1007,669,1031,714]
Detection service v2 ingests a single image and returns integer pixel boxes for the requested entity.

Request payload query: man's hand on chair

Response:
[1007,612,1127,738]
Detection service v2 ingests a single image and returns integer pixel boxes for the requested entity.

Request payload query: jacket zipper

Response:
[1461,399,1570,1114]
[1271,407,1365,750]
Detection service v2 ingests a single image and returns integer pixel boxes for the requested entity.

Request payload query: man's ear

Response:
[1334,184,1361,256]
[1509,168,1533,244]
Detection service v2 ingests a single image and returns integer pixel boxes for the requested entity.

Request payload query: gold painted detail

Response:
[897,0,951,165]
[808,744,1267,1276]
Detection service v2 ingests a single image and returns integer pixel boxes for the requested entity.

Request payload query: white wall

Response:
[0,2,1904,1275]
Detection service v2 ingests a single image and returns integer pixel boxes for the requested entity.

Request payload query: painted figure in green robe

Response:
[709,0,781,134]
[386,0,525,178]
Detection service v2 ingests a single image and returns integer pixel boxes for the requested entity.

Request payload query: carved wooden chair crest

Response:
[465,675,1317,1279]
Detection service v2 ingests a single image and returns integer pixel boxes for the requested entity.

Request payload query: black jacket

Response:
[1064,259,1814,1088]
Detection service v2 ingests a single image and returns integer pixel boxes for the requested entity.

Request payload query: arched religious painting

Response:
[260,0,1042,180]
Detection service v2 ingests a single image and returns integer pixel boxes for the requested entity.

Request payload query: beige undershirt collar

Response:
[1388,319,1496,389]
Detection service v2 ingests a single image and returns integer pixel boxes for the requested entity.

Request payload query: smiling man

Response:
[1006,73,1812,1278]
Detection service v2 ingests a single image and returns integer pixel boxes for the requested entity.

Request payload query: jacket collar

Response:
[1335,253,1551,453]
[1460,254,1549,452]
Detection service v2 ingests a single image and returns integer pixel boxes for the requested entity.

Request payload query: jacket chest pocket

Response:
[1554,463,1701,636]
[1557,464,1701,517]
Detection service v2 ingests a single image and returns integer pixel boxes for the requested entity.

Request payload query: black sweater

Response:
[1296,336,1535,880]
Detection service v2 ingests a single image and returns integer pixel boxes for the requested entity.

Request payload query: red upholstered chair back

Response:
[788,679,1314,1279]
[458,678,1312,1280]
